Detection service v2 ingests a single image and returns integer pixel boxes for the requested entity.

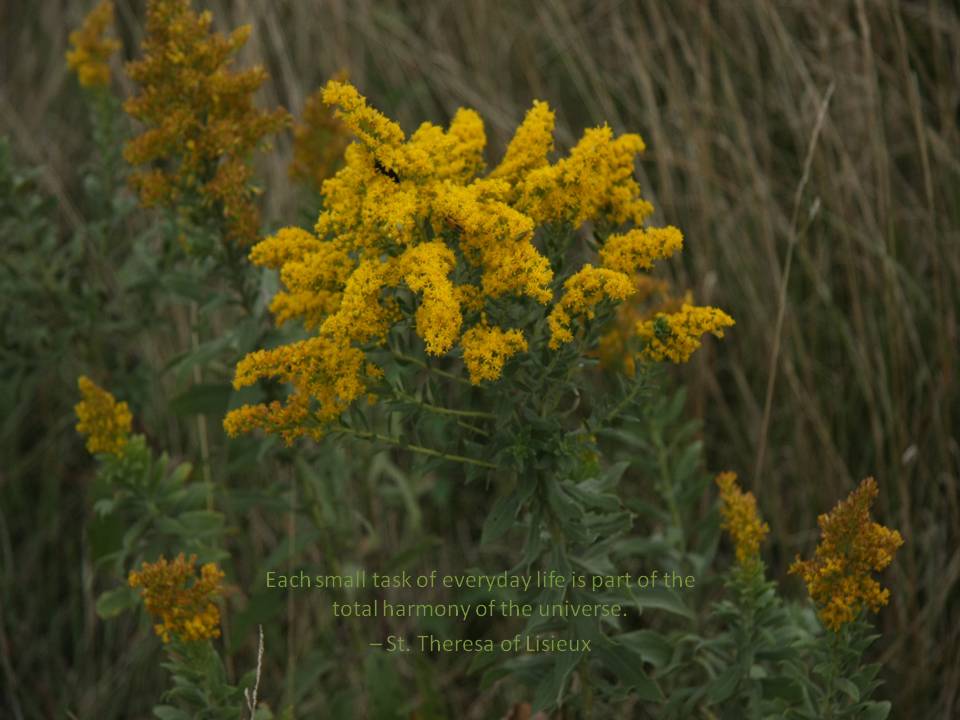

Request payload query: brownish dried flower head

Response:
[123,0,288,246]
[716,471,770,570]
[74,375,132,456]
[128,553,225,643]
[790,477,904,632]
[66,1,121,88]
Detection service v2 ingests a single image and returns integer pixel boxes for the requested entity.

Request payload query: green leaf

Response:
[531,649,583,713]
[96,586,139,619]
[153,705,193,720]
[860,701,891,720]
[481,474,536,545]
[759,677,804,703]
[617,630,673,668]
[567,480,622,513]
[177,510,225,536]
[707,666,740,703]
[599,460,631,488]
[169,462,193,486]
[229,591,286,653]
[365,651,406,720]
[170,383,233,417]
[835,678,860,703]
[592,639,663,702]
[92,498,116,516]
[167,336,231,383]
[633,584,694,619]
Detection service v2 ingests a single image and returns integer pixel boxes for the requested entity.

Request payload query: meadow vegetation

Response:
[0,1,957,717]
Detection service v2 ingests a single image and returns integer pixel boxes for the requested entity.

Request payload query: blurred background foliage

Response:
[0,0,958,717]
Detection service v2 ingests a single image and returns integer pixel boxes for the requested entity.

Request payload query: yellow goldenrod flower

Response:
[400,109,488,185]
[596,275,691,376]
[489,100,556,186]
[442,108,488,181]
[253,226,351,329]
[461,323,528,384]
[225,81,728,442]
[225,333,379,444]
[716,472,770,569]
[74,376,132,456]
[66,1,121,88]
[128,554,225,643]
[519,126,653,228]
[790,477,904,632]
[599,226,683,276]
[290,80,351,191]
[322,80,411,175]
[636,303,735,363]
[431,180,552,303]
[394,242,463,356]
[548,265,636,349]
[123,0,288,246]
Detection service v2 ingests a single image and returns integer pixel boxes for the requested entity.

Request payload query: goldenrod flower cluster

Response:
[461,322,529,384]
[289,81,351,191]
[636,304,735,363]
[123,0,288,246]
[597,275,690,376]
[75,376,132,456]
[128,553,225,644]
[518,127,654,228]
[716,472,770,570]
[547,265,636,349]
[790,477,904,632]
[66,1,121,88]
[225,81,730,442]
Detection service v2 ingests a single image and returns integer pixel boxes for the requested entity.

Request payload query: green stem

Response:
[331,425,498,470]
[655,429,686,549]
[296,462,368,684]
[456,419,490,437]
[390,350,473,387]
[822,631,841,720]
[396,391,496,419]
[602,378,645,425]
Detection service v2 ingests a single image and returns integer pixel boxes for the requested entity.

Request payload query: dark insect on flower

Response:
[653,315,672,341]
[374,157,401,183]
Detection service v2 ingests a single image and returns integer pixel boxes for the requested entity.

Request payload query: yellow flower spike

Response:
[128,554,225,644]
[394,242,463,356]
[322,258,397,344]
[226,332,377,443]
[461,323,528,384]
[322,79,408,174]
[445,108,487,180]
[716,472,770,569]
[402,112,487,186]
[314,143,384,252]
[636,303,735,363]
[74,376,133,456]
[66,1,121,88]
[519,126,653,228]
[431,181,552,303]
[249,226,329,270]
[548,265,636,349]
[490,100,556,185]
[790,477,904,632]
[599,226,684,276]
